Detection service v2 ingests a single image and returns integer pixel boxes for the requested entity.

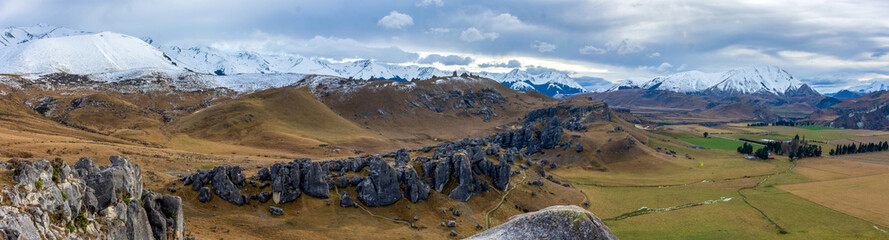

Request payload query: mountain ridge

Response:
[0,24,586,97]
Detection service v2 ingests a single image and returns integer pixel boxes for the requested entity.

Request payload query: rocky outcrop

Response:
[356,158,403,207]
[178,103,600,207]
[2,156,187,240]
[465,205,617,240]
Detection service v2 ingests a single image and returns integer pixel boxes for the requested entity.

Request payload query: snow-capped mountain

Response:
[0,24,587,96]
[149,43,586,95]
[847,79,889,93]
[0,24,91,47]
[609,66,813,96]
[477,69,586,96]
[148,40,340,76]
[0,32,182,75]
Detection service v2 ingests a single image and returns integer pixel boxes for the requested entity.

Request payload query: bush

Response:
[74,211,88,230]
[35,180,43,190]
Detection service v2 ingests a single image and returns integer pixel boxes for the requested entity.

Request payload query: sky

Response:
[2,0,888,92]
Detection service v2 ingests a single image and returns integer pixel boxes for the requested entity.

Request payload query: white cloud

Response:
[648,52,661,58]
[417,0,443,7]
[460,27,499,42]
[478,59,522,68]
[579,45,607,55]
[427,28,450,34]
[378,11,413,29]
[210,31,419,63]
[657,62,673,72]
[417,54,473,65]
[607,39,644,55]
[676,64,688,71]
[531,41,556,53]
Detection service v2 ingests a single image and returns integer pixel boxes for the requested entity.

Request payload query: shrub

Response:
[35,180,43,190]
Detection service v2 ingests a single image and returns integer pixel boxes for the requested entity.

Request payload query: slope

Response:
[0,32,182,74]
[174,86,389,153]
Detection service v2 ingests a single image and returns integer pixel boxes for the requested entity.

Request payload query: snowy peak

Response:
[845,78,889,94]
[0,32,183,75]
[708,65,802,95]
[0,24,91,47]
[150,43,340,76]
[0,24,587,97]
[611,66,810,96]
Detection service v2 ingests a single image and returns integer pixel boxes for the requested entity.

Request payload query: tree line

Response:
[830,141,889,155]
[737,134,822,160]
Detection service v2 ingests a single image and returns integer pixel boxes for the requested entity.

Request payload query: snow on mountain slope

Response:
[150,42,340,76]
[0,24,588,97]
[609,66,805,96]
[0,24,91,47]
[708,66,802,95]
[0,32,183,75]
[848,79,889,93]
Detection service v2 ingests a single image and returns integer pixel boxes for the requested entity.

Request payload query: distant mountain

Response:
[802,90,889,130]
[830,90,864,99]
[0,24,91,47]
[827,79,889,98]
[153,43,587,96]
[608,66,817,97]
[0,24,586,97]
[0,32,181,75]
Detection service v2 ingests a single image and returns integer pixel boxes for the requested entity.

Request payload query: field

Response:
[678,137,747,151]
[796,125,839,130]
[779,172,889,227]
[549,124,889,239]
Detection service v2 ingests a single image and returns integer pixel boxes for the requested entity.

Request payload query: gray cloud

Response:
[478,59,521,68]
[417,54,473,65]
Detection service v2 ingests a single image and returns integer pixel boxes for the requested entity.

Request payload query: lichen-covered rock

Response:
[84,156,144,210]
[4,156,186,239]
[465,205,617,240]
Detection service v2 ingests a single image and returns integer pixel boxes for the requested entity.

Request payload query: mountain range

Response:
[607,65,818,97]
[0,25,586,97]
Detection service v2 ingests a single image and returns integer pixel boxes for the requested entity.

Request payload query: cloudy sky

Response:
[2,0,888,92]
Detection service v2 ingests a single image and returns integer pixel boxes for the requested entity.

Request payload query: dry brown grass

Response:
[779,173,889,227]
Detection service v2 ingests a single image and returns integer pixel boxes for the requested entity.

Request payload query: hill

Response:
[801,91,889,130]
[0,32,182,74]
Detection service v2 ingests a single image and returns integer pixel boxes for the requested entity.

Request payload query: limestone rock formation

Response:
[465,205,617,240]
[2,156,187,239]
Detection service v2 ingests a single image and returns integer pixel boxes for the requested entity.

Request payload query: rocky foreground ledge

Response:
[0,156,187,240]
[466,205,618,240]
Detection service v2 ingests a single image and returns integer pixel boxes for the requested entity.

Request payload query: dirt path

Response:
[484,169,527,229]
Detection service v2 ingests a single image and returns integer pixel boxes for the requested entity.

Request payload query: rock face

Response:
[2,156,187,240]
[300,161,330,199]
[356,158,403,207]
[211,166,248,206]
[465,205,617,240]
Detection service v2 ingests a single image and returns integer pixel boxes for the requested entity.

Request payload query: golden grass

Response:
[779,173,889,227]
